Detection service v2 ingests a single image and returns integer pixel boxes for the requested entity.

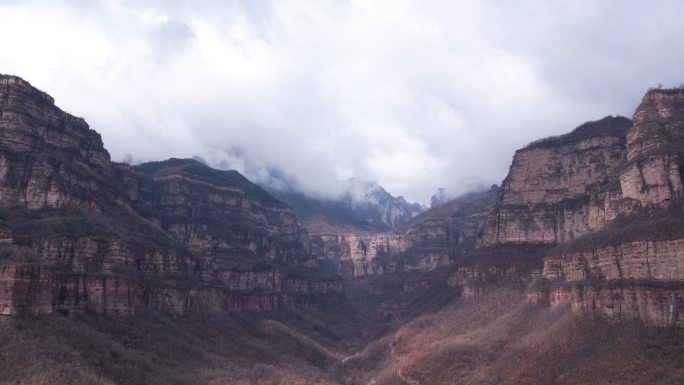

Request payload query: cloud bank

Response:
[1,0,683,203]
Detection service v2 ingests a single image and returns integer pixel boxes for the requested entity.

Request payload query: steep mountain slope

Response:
[1,75,683,385]
[342,178,424,230]
[340,89,684,385]
[351,287,684,385]
[0,75,342,318]
[620,89,684,206]
[462,89,684,328]
[0,75,123,211]
[266,188,383,234]
[115,158,305,265]
[307,187,498,278]
[534,90,684,326]
[479,116,631,245]
[266,178,424,235]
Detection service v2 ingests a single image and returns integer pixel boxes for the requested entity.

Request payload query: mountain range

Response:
[0,74,682,385]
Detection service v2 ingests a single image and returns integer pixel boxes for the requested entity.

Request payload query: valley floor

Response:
[1,278,682,385]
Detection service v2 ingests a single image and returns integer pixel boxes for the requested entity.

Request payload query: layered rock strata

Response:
[0,264,342,316]
[0,75,122,212]
[308,187,497,278]
[477,89,684,326]
[114,159,304,263]
[548,283,684,328]
[0,75,341,317]
[480,116,631,245]
[543,238,684,282]
[620,89,684,207]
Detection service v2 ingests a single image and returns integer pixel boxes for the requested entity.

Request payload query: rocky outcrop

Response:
[619,89,684,207]
[547,282,684,327]
[529,92,684,327]
[309,188,497,278]
[114,159,305,263]
[0,75,343,317]
[479,116,631,246]
[448,264,542,287]
[480,90,684,250]
[0,229,342,317]
[310,233,406,278]
[0,264,343,316]
[543,238,684,282]
[309,228,442,279]
[0,75,121,212]
[472,90,684,327]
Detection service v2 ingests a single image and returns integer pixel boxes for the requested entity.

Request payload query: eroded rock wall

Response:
[543,239,684,282]
[480,117,630,246]
[114,161,305,263]
[0,75,343,317]
[549,283,684,328]
[474,91,684,327]
[0,75,121,211]
[307,188,497,278]
[620,90,684,207]
[0,260,343,317]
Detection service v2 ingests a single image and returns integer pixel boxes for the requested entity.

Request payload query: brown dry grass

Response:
[364,286,684,385]
[1,281,682,385]
[0,309,345,385]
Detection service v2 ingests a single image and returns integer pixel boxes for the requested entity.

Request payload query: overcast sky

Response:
[1,0,683,204]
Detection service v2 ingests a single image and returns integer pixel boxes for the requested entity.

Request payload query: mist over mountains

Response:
[265,177,425,233]
[4,1,684,205]
[1,71,684,385]
[1,1,684,384]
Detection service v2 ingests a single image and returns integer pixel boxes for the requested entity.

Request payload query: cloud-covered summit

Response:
[1,0,682,204]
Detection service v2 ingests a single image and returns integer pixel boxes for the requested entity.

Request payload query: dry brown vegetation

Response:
[359,287,684,385]
[549,204,684,257]
[1,277,682,385]
[524,116,630,150]
[0,309,347,385]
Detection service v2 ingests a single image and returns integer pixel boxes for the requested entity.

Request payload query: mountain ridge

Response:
[1,75,683,385]
[263,177,425,234]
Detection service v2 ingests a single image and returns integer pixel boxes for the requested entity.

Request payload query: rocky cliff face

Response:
[547,283,684,328]
[310,232,420,278]
[0,75,121,211]
[114,159,305,264]
[473,89,684,327]
[309,187,497,278]
[0,75,342,317]
[480,116,631,246]
[0,263,343,316]
[536,214,684,326]
[543,238,684,282]
[619,89,684,207]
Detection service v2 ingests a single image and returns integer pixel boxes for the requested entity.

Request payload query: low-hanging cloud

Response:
[1,0,683,204]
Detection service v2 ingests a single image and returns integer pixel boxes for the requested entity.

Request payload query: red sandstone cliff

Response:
[307,186,497,278]
[0,76,121,211]
[479,116,631,246]
[620,89,684,206]
[0,75,342,317]
[471,89,684,327]
[114,159,305,264]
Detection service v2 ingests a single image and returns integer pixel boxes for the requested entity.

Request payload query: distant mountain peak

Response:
[264,178,424,233]
[340,178,424,230]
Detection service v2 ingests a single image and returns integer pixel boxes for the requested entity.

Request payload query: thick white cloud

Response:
[0,0,682,203]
